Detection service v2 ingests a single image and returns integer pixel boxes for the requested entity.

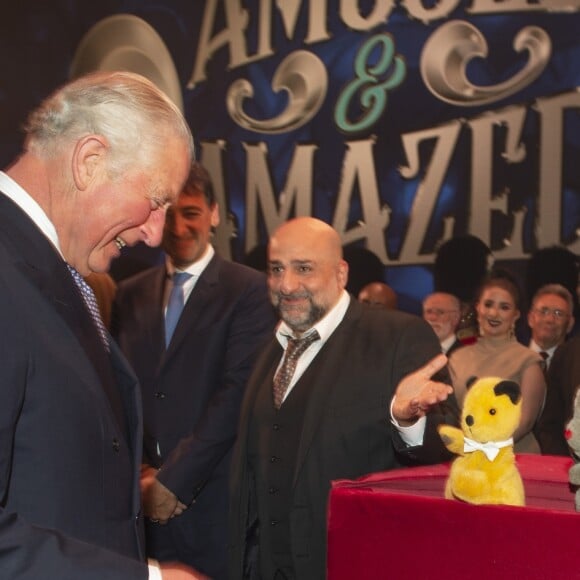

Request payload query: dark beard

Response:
[274,293,327,334]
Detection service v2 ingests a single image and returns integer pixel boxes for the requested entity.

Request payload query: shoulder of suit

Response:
[116,264,164,292]
[351,299,427,331]
[211,256,268,284]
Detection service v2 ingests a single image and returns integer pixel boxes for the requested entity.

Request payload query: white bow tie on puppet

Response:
[463,437,514,461]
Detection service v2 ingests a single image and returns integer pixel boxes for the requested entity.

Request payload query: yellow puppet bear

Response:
[438,376,525,506]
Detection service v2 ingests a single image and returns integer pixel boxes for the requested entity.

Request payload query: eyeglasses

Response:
[423,308,458,317]
[532,307,569,320]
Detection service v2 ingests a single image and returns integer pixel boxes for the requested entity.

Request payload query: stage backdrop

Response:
[1,1,578,312]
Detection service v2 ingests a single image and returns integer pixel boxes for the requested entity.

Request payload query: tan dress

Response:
[449,337,544,453]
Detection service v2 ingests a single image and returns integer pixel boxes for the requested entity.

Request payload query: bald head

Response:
[358,282,397,310]
[268,218,348,334]
[270,217,343,262]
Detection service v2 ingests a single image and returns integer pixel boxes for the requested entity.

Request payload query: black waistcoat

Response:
[247,362,314,579]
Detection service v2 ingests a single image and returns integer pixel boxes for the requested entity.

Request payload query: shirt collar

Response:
[276,290,350,347]
[440,334,457,354]
[166,244,215,278]
[0,171,63,257]
[529,339,557,357]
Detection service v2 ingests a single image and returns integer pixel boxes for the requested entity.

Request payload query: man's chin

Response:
[279,310,310,332]
[88,253,114,275]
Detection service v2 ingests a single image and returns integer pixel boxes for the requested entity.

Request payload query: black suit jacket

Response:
[536,336,580,455]
[114,254,276,576]
[229,298,457,579]
[0,193,147,578]
[445,337,463,357]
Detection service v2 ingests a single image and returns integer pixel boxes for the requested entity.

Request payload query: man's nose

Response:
[278,270,300,293]
[141,207,167,247]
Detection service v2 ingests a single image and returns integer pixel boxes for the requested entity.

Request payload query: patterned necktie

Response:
[273,330,320,409]
[165,272,192,347]
[66,264,109,350]
[539,350,549,372]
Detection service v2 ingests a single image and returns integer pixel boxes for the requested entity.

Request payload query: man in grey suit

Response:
[0,71,204,578]
[229,217,457,580]
[114,162,276,579]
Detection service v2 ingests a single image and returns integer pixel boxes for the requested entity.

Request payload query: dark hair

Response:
[525,246,579,310]
[182,161,216,207]
[434,235,491,303]
[476,269,521,310]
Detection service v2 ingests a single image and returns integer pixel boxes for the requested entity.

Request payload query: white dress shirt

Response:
[274,290,350,404]
[274,291,427,446]
[0,171,63,255]
[164,244,215,313]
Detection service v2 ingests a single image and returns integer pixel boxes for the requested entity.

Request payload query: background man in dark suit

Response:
[527,283,575,370]
[114,162,276,579]
[536,335,580,455]
[0,71,203,578]
[229,217,456,580]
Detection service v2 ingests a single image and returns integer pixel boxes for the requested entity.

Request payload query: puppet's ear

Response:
[494,380,521,405]
[466,376,478,390]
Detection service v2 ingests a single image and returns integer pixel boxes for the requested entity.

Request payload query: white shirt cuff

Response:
[390,396,427,446]
[148,559,162,580]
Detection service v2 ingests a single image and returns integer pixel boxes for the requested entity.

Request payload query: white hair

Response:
[24,70,194,176]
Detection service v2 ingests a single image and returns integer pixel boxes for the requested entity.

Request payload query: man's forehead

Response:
[269,256,316,266]
[426,294,452,306]
[534,294,568,307]
[173,189,208,207]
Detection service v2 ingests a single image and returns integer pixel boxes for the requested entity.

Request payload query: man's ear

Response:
[338,259,349,289]
[71,135,108,190]
[210,202,220,228]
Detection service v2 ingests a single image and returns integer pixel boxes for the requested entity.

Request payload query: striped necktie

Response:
[273,330,320,409]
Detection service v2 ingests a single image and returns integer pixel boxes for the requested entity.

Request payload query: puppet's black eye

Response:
[489,408,496,415]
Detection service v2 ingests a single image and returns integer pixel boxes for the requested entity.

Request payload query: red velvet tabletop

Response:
[328,455,578,579]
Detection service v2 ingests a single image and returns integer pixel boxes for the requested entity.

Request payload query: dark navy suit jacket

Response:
[0,193,147,578]
[114,253,275,578]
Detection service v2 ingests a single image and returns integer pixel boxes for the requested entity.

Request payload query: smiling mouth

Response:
[114,236,127,251]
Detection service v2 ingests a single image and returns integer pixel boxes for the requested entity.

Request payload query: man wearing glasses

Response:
[527,284,575,370]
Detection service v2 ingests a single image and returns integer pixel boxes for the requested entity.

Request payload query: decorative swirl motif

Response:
[226,50,327,134]
[420,20,552,106]
[335,33,406,134]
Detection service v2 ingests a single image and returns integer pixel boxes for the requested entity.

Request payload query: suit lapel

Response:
[0,194,101,350]
[292,299,361,485]
[0,193,132,439]
[141,266,167,359]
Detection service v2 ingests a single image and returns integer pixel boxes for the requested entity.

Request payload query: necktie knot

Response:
[165,271,193,347]
[172,271,192,287]
[66,264,109,350]
[273,330,320,409]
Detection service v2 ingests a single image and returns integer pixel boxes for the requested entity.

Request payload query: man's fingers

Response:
[417,353,448,380]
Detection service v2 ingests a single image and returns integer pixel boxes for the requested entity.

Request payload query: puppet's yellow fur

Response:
[438,377,525,506]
